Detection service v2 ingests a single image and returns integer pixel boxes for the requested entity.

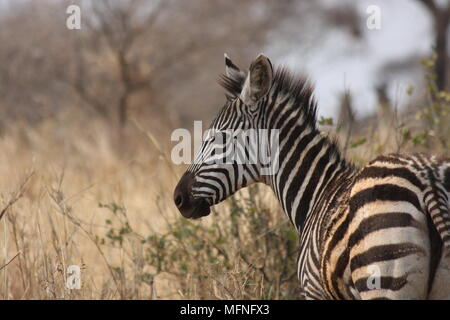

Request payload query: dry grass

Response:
[0,109,181,299]
[0,109,295,300]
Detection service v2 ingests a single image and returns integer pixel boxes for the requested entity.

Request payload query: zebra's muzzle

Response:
[174,171,211,219]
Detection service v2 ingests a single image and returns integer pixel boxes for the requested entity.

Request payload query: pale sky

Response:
[271,0,436,119]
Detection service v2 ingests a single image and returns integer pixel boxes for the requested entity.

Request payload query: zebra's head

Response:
[174,54,274,219]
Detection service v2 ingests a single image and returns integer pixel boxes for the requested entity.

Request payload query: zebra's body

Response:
[299,153,450,299]
[173,54,450,299]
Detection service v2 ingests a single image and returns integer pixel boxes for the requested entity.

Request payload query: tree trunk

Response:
[434,11,449,91]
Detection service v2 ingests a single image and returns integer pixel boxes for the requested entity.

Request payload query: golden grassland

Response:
[0,109,289,299]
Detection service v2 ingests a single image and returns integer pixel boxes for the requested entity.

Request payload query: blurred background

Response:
[0,0,448,300]
[0,0,449,129]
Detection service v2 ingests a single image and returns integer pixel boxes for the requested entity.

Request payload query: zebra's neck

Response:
[261,91,355,232]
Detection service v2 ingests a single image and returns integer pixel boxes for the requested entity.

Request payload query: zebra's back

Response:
[313,153,450,299]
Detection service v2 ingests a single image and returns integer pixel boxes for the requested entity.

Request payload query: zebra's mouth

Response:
[176,197,211,219]
[189,198,211,219]
[173,171,211,219]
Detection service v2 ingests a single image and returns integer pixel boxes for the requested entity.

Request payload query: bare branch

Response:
[0,171,34,222]
[0,251,21,272]
[418,0,438,15]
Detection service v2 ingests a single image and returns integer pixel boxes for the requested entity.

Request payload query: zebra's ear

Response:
[240,54,273,105]
[220,54,247,98]
[225,54,244,79]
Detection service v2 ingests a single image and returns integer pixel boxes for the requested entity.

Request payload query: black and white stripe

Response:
[176,54,450,299]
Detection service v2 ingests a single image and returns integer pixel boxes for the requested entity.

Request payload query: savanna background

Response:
[0,0,449,300]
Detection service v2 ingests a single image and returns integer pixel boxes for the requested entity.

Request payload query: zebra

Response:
[173,54,450,300]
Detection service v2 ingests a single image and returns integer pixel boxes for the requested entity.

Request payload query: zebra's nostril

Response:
[175,194,183,208]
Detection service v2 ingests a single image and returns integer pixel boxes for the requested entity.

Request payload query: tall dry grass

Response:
[0,109,179,299]
[0,108,297,300]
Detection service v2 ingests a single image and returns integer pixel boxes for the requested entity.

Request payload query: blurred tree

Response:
[0,0,370,134]
[0,1,67,123]
[0,0,296,131]
[322,3,362,39]
[62,0,297,129]
[337,91,355,129]
[337,91,355,154]
[418,0,450,91]
[68,0,167,128]
[375,82,392,121]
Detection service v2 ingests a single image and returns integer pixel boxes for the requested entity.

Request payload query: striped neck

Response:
[260,76,355,232]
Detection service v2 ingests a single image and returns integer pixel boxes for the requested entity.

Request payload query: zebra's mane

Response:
[266,67,352,169]
[219,66,350,168]
[270,67,318,129]
[219,67,318,129]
